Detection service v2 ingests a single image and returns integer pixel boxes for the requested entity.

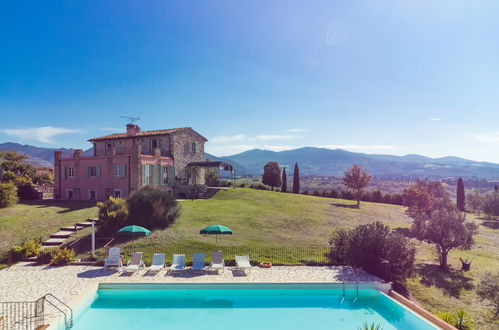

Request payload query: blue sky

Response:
[1,1,499,162]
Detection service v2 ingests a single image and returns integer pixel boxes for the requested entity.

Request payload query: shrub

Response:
[22,239,42,257]
[17,182,40,200]
[37,247,59,264]
[313,190,321,196]
[127,186,179,229]
[10,245,25,262]
[50,248,75,265]
[97,196,128,235]
[329,222,416,281]
[249,183,268,190]
[0,182,18,208]
[476,271,499,317]
[438,309,473,330]
[330,189,339,198]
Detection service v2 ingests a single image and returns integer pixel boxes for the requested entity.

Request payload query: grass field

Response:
[0,188,497,328]
[0,200,97,262]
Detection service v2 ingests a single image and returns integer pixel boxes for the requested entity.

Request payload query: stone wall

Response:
[171,129,206,181]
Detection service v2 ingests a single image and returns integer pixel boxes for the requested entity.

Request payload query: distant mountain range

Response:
[0,142,92,167]
[2,142,499,178]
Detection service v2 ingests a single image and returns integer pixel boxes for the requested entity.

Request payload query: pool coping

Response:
[46,281,447,330]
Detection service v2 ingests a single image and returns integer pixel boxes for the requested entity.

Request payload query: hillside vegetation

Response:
[0,189,497,328]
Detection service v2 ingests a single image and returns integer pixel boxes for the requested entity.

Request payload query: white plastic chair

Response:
[168,254,185,273]
[147,253,165,274]
[122,252,144,275]
[235,255,251,274]
[104,247,122,268]
[210,250,225,273]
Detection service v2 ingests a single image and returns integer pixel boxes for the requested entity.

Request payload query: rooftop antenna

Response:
[120,116,141,123]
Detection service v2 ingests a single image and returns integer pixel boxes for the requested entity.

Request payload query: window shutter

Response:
[153,164,158,186]
[168,166,176,185]
[141,164,146,186]
[96,166,101,177]
[119,164,125,177]
[84,166,89,178]
[160,165,165,186]
[64,167,68,179]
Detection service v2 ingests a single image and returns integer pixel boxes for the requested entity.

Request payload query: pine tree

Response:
[281,168,287,193]
[456,177,465,211]
[292,162,300,194]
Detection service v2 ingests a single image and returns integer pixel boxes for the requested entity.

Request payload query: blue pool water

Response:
[70,284,436,330]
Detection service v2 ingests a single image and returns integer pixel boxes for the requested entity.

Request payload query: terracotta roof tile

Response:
[88,127,203,141]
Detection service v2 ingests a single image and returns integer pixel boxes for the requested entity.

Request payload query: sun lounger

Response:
[104,247,122,268]
[235,255,251,274]
[168,254,185,273]
[191,253,206,272]
[210,250,225,273]
[122,252,144,275]
[147,253,165,274]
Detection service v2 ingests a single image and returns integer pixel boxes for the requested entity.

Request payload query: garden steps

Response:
[75,221,96,228]
[50,231,74,239]
[42,238,67,246]
[59,225,85,232]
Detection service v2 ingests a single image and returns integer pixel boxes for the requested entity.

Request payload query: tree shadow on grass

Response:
[416,264,474,298]
[392,227,419,239]
[20,200,96,213]
[330,203,359,209]
[481,221,499,230]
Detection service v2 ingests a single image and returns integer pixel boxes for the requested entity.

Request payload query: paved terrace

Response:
[0,263,380,304]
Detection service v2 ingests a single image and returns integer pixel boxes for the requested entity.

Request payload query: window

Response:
[161,165,168,185]
[88,189,97,201]
[113,164,126,177]
[113,189,122,198]
[67,189,74,200]
[64,167,74,178]
[86,166,100,178]
[151,139,159,149]
[187,142,198,153]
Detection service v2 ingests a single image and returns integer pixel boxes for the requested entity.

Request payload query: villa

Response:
[54,124,233,200]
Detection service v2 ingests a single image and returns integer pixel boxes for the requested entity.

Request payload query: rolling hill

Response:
[2,142,499,178]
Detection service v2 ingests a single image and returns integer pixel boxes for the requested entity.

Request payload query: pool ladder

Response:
[42,294,73,329]
[340,266,359,305]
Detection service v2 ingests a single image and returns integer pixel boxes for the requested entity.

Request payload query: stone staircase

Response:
[41,219,99,248]
[199,187,224,199]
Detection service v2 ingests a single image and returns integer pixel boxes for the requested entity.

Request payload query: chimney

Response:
[126,123,141,136]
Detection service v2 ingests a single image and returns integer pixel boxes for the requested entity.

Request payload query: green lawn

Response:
[1,189,497,328]
[0,200,97,261]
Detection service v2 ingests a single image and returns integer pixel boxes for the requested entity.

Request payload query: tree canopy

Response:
[342,164,371,206]
[412,202,477,271]
[262,162,282,191]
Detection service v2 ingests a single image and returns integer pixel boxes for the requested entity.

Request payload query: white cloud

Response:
[210,134,248,144]
[285,128,308,133]
[257,134,295,141]
[321,144,399,151]
[429,118,442,121]
[1,126,80,144]
[473,132,499,145]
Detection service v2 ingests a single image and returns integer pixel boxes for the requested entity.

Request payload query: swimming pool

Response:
[67,283,437,330]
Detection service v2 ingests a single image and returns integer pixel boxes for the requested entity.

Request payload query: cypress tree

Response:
[456,177,465,211]
[281,168,287,193]
[292,162,300,194]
